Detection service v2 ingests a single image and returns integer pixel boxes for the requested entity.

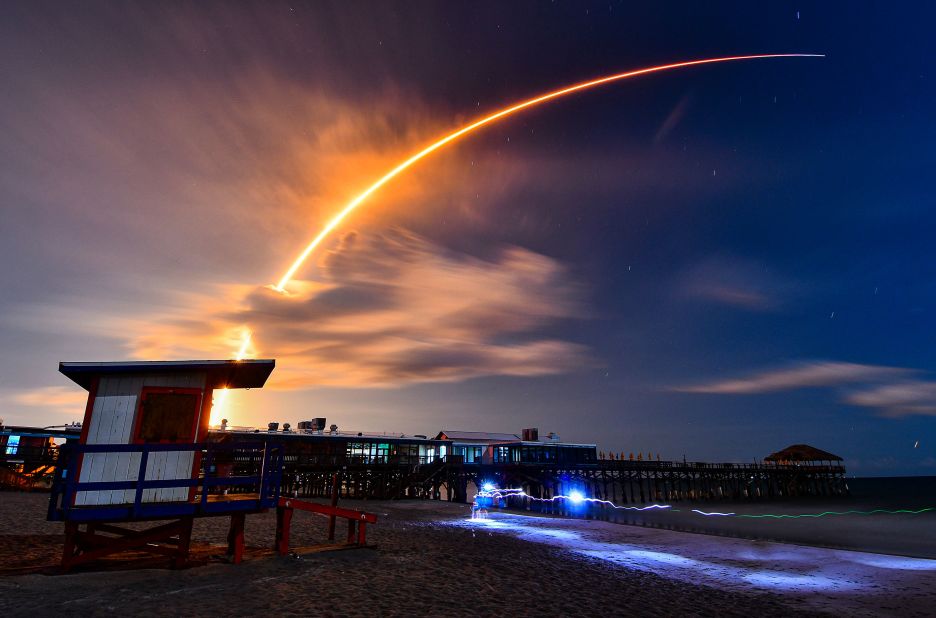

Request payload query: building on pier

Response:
[765,444,844,468]
[434,430,597,466]
[435,430,520,464]
[0,424,78,489]
[214,427,452,466]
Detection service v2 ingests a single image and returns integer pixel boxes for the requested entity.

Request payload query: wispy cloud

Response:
[129,228,591,388]
[845,381,936,417]
[2,386,87,421]
[675,361,912,394]
[675,359,936,419]
[673,256,796,312]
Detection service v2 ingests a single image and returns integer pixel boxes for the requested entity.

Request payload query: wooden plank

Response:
[227,513,245,564]
[103,377,136,504]
[99,387,122,505]
[81,376,143,505]
[162,449,180,502]
[113,389,139,503]
[77,377,115,506]
[120,376,145,503]
[62,519,190,570]
[170,451,193,501]
[142,375,166,502]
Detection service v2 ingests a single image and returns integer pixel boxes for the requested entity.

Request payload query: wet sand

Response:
[1,492,933,616]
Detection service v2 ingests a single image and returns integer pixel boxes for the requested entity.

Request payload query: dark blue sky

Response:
[1,2,934,474]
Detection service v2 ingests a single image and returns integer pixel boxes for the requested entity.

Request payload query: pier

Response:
[224,431,848,505]
[280,456,847,505]
[3,424,847,504]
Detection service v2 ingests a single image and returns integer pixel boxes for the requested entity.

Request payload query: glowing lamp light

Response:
[567,490,585,504]
[482,482,496,492]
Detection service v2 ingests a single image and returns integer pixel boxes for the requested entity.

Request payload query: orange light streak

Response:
[210,328,252,426]
[233,329,253,361]
[274,53,823,291]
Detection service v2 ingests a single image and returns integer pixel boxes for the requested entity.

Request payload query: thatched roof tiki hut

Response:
[765,444,843,466]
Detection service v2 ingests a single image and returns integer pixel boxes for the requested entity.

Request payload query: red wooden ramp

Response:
[274,497,378,556]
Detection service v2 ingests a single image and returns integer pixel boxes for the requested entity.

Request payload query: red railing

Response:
[274,497,377,556]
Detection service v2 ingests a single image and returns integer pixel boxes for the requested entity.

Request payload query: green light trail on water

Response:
[690,507,936,518]
[734,507,935,519]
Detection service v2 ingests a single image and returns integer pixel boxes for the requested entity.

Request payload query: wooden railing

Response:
[48,441,283,522]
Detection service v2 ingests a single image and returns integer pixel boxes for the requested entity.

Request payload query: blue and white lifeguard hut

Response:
[49,359,280,569]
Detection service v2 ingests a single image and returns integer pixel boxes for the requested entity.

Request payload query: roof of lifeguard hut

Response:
[59,359,275,391]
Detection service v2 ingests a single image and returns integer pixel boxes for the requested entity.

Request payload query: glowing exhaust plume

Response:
[210,329,253,426]
[274,53,823,291]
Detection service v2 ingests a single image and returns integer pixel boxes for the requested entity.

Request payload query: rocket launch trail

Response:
[273,53,823,292]
[210,328,252,425]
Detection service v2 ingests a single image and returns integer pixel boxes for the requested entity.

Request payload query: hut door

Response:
[133,388,203,444]
[133,387,203,502]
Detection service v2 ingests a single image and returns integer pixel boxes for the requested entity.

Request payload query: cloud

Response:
[0,5,803,423]
[845,381,936,417]
[673,256,796,312]
[675,359,936,419]
[1,386,87,422]
[127,228,591,388]
[675,361,912,394]
[0,40,536,298]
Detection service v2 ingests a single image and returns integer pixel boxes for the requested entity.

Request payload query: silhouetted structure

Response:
[5,422,848,505]
[48,359,281,570]
[210,429,847,504]
[765,444,843,464]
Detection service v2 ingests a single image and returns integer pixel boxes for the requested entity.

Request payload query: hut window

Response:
[5,435,19,455]
[134,389,202,443]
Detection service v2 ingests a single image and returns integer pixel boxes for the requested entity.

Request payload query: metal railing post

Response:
[132,448,150,517]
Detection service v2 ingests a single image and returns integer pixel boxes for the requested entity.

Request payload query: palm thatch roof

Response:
[765,444,843,462]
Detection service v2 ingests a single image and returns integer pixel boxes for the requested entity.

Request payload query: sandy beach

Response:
[1,492,934,617]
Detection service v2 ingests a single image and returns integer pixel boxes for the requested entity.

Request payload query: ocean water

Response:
[846,476,936,509]
[587,476,936,558]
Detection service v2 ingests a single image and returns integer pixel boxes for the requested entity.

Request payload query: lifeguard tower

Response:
[49,359,280,569]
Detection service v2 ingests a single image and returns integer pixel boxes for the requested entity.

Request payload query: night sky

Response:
[2,2,934,475]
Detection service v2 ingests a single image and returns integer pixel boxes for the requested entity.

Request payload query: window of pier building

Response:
[346,441,445,464]
[347,442,378,463]
[425,445,447,463]
[395,444,420,463]
[520,445,557,463]
[558,445,597,465]
[452,445,484,463]
[493,445,520,463]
